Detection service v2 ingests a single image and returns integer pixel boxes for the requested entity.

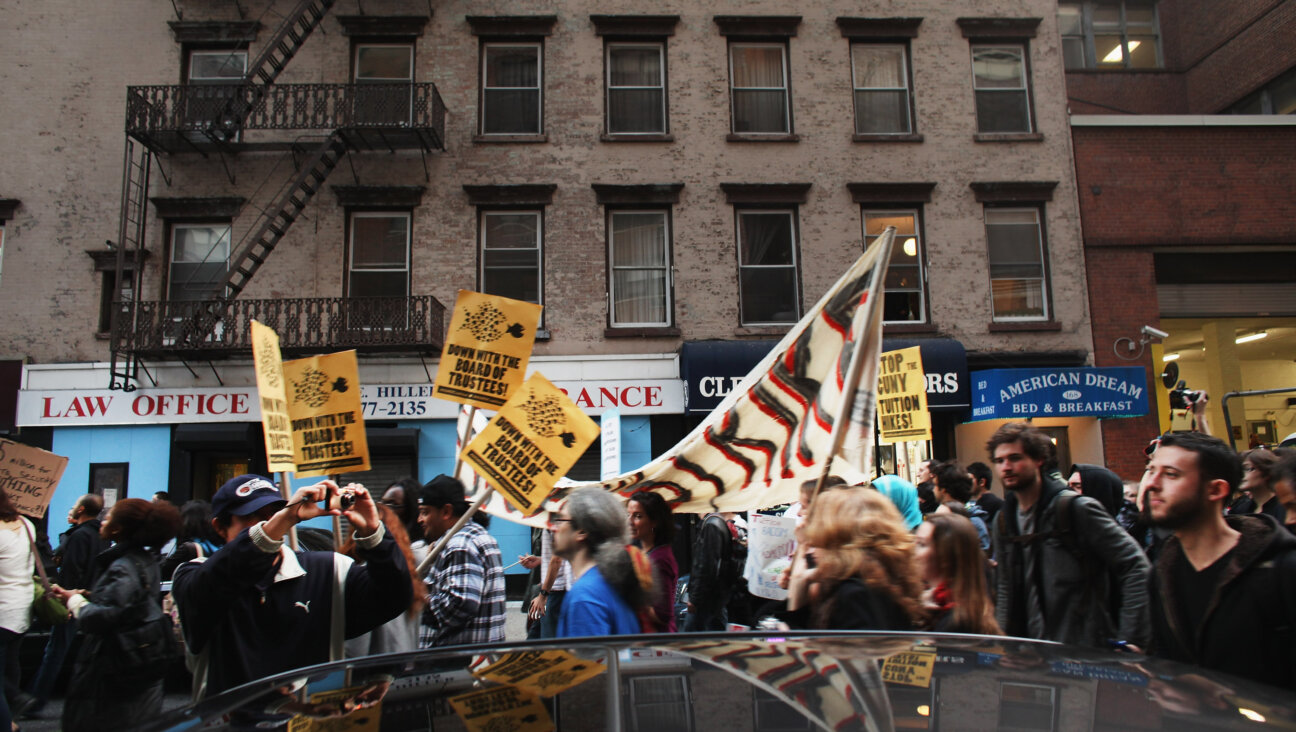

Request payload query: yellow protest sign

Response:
[877,346,931,444]
[283,350,370,478]
[473,651,605,697]
[285,683,386,732]
[461,373,599,516]
[449,685,553,732]
[881,648,936,688]
[434,291,544,409]
[251,321,296,473]
[0,440,67,518]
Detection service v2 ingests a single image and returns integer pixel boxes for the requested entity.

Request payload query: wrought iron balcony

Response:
[113,295,446,360]
[125,82,446,154]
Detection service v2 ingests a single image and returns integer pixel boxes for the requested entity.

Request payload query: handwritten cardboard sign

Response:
[448,685,552,732]
[461,373,599,516]
[434,291,543,409]
[283,350,371,478]
[0,440,68,518]
[473,650,605,697]
[878,346,932,444]
[251,321,296,473]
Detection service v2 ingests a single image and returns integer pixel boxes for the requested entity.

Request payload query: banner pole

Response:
[277,471,299,552]
[453,405,478,482]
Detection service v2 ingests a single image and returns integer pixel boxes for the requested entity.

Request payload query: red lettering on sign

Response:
[599,387,618,407]
[646,386,662,407]
[575,389,595,409]
[621,387,642,408]
[231,393,249,414]
[132,395,154,415]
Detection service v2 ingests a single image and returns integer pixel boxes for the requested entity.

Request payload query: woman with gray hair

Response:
[552,487,652,637]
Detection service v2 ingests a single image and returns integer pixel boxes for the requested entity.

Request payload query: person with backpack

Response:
[684,511,739,632]
[988,423,1151,649]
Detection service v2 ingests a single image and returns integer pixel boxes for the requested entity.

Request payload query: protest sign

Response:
[0,439,67,518]
[461,373,599,516]
[285,685,384,732]
[283,350,370,478]
[473,650,605,697]
[744,513,796,601]
[434,291,543,409]
[251,321,296,472]
[448,685,552,732]
[600,407,620,480]
[881,648,937,688]
[878,346,931,444]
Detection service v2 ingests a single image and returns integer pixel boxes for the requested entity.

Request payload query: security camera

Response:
[1141,325,1169,340]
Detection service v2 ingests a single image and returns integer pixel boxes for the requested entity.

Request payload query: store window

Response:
[985,207,1049,321]
[851,44,913,135]
[1058,1,1161,70]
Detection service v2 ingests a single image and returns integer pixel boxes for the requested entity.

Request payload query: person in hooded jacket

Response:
[1069,463,1147,547]
[1142,431,1296,689]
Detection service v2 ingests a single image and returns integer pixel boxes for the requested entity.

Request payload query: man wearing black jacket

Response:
[19,494,105,719]
[1144,432,1296,689]
[173,475,411,701]
[685,512,736,631]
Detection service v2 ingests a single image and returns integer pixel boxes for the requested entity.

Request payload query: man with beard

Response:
[989,423,1150,648]
[1143,432,1296,688]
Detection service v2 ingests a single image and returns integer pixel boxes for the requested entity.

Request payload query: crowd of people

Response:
[0,414,1293,728]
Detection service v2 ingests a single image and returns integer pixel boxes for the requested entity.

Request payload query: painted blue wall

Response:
[48,426,172,530]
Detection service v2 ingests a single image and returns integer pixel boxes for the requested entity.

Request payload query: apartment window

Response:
[609,211,671,327]
[481,211,542,305]
[168,223,230,301]
[188,49,247,83]
[607,43,667,135]
[737,210,800,325]
[348,212,410,299]
[972,45,1032,133]
[985,208,1048,321]
[999,682,1056,731]
[184,49,247,135]
[1058,2,1160,70]
[354,43,413,125]
[864,210,925,323]
[852,44,912,134]
[482,43,542,135]
[730,43,790,134]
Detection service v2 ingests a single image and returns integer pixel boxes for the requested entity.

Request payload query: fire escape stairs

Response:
[108,139,153,392]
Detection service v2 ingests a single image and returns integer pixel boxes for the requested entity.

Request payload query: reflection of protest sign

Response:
[435,291,543,408]
[284,351,370,478]
[878,347,931,444]
[461,373,599,516]
[448,685,552,732]
[251,321,296,472]
[285,685,383,732]
[473,650,605,697]
[881,648,936,687]
[0,440,67,518]
[744,513,795,601]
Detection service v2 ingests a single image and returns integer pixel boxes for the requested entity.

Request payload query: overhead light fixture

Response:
[1103,40,1140,63]
[1162,353,1180,362]
[903,238,917,257]
[1235,331,1268,344]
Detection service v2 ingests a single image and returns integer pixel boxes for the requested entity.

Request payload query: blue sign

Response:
[970,367,1149,421]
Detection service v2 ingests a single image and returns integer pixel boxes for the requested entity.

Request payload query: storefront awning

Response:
[969,366,1149,421]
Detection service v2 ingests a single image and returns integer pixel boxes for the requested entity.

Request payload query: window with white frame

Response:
[482,43,542,135]
[168,223,230,301]
[985,208,1048,320]
[481,211,542,305]
[184,49,247,135]
[1058,1,1160,70]
[851,44,913,134]
[354,43,414,125]
[737,209,800,325]
[188,49,247,83]
[729,43,790,134]
[609,210,671,327]
[864,210,925,323]
[971,45,1033,133]
[607,42,667,135]
[348,212,410,299]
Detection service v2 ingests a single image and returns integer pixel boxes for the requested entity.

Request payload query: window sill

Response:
[734,325,792,336]
[988,320,1061,332]
[726,133,800,143]
[853,133,924,143]
[883,322,938,334]
[473,134,548,144]
[974,132,1044,143]
[600,133,674,143]
[604,326,681,338]
[95,331,111,341]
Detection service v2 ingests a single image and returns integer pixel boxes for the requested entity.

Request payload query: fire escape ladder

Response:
[108,139,153,391]
[210,0,338,142]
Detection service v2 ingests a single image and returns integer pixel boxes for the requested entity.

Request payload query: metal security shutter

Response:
[1158,283,1296,318]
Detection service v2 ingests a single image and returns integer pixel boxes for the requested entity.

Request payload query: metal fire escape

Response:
[108,0,446,390]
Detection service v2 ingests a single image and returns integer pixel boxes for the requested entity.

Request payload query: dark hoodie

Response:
[1150,514,1296,690]
[1070,464,1124,517]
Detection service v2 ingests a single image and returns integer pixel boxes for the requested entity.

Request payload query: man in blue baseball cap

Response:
[172,475,412,702]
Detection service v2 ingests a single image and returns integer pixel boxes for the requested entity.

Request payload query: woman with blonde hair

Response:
[790,487,924,630]
[915,513,1002,635]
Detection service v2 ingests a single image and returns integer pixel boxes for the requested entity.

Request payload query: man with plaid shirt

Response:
[417,475,506,647]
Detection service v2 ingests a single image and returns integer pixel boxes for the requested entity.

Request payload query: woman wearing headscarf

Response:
[871,475,923,531]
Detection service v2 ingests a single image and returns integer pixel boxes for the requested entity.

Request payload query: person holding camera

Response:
[171,475,412,701]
